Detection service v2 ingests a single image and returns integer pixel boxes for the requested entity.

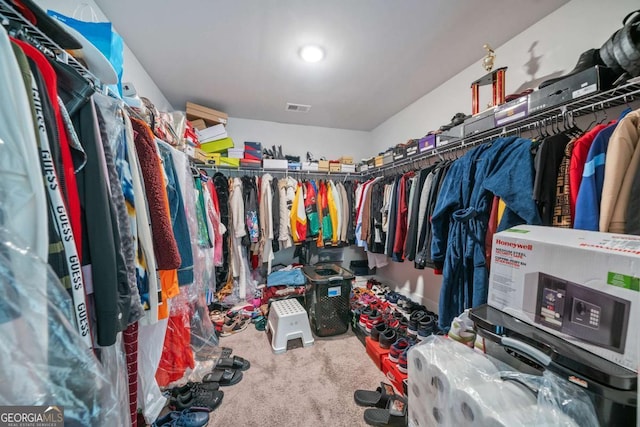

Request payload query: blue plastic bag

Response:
[47,10,124,94]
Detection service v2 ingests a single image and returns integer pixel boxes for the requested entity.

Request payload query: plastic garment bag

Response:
[0,228,120,425]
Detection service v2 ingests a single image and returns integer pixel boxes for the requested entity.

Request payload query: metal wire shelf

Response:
[0,0,101,88]
[365,78,640,177]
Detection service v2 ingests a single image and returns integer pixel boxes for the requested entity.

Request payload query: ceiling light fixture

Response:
[300,45,324,63]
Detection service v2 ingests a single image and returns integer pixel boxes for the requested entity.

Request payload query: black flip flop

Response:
[216,355,250,371]
[354,382,395,408]
[220,347,233,358]
[203,368,243,387]
[363,396,407,427]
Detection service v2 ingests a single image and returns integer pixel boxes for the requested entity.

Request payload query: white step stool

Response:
[267,298,314,354]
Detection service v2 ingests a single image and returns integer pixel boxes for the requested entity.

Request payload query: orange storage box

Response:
[381,354,407,396]
[365,336,390,371]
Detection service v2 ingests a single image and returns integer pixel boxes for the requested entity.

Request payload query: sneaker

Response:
[365,310,381,333]
[448,310,476,346]
[152,408,210,427]
[169,382,219,398]
[371,323,388,342]
[379,329,397,350]
[171,389,224,412]
[359,307,373,328]
[398,348,409,374]
[388,338,410,363]
[407,311,426,336]
[417,315,436,341]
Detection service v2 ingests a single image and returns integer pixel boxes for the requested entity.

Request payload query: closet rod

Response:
[0,0,101,88]
[198,166,359,180]
[364,78,640,178]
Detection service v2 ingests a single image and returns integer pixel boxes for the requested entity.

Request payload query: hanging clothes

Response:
[569,123,608,219]
[338,182,350,244]
[131,118,180,322]
[279,176,296,249]
[242,176,260,244]
[72,97,131,345]
[260,174,275,273]
[384,177,400,256]
[574,109,632,230]
[533,133,570,226]
[414,167,436,263]
[213,172,230,289]
[305,180,320,238]
[551,139,575,228]
[317,180,333,246]
[158,141,194,285]
[13,38,82,259]
[416,162,451,270]
[15,42,91,346]
[344,180,357,244]
[392,172,414,261]
[599,109,640,233]
[291,180,308,244]
[328,180,341,245]
[431,137,541,331]
[123,113,159,324]
[271,177,281,252]
[94,94,145,324]
[405,170,429,260]
[5,40,49,262]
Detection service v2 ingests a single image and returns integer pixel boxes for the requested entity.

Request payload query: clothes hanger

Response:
[597,104,608,125]
[552,115,559,135]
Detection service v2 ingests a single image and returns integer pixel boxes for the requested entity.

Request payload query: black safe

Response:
[528,272,631,354]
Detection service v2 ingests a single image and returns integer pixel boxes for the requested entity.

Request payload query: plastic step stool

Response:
[267,298,314,354]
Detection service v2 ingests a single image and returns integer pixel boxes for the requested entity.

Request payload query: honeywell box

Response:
[488,225,638,372]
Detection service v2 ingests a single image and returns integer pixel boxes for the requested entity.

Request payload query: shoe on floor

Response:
[215,355,251,371]
[363,396,408,427]
[354,382,395,408]
[203,368,243,387]
[169,381,219,398]
[171,388,224,412]
[153,408,210,427]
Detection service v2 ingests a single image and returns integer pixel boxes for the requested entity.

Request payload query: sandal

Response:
[215,355,250,371]
[203,368,243,387]
[354,382,395,408]
[220,316,249,337]
[363,396,408,427]
[209,310,226,324]
[220,347,233,359]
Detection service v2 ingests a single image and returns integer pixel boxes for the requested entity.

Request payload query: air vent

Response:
[286,103,311,113]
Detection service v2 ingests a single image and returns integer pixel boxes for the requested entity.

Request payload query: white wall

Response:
[34,0,173,111]
[225,117,371,161]
[370,0,640,314]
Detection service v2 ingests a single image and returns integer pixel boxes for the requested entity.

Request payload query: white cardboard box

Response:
[302,161,319,171]
[340,164,356,173]
[488,225,639,372]
[262,159,288,170]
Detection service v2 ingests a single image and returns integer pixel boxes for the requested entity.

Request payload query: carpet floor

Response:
[207,325,387,426]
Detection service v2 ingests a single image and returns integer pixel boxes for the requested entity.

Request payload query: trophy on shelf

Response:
[471,44,507,115]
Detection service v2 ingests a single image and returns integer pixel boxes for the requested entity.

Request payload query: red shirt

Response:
[13,38,83,258]
[569,123,609,220]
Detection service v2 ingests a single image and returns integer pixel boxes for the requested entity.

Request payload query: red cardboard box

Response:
[365,337,390,371]
[381,354,407,396]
